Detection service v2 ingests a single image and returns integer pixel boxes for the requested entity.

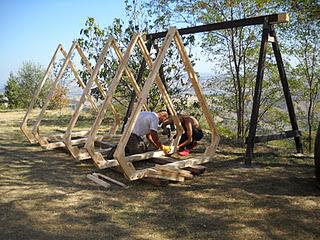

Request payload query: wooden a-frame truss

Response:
[21,42,120,150]
[21,44,97,145]
[84,27,220,181]
[63,36,151,160]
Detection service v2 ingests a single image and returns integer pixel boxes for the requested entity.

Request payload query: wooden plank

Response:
[87,174,111,188]
[270,26,303,154]
[60,45,98,112]
[121,40,152,133]
[111,166,169,186]
[144,168,185,182]
[246,130,301,143]
[46,141,65,149]
[111,40,149,112]
[85,34,140,146]
[245,22,270,165]
[98,150,165,169]
[146,13,289,40]
[155,164,193,179]
[94,140,115,148]
[92,173,129,188]
[159,156,210,169]
[47,130,89,141]
[62,38,123,160]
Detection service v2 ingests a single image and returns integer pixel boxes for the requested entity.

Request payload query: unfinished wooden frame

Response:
[85,28,220,181]
[26,42,119,150]
[20,44,67,143]
[83,31,182,170]
[63,36,150,160]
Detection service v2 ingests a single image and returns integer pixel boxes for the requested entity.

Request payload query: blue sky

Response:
[0,0,127,89]
[0,0,212,90]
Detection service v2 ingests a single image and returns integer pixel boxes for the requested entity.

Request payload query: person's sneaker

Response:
[178,149,190,156]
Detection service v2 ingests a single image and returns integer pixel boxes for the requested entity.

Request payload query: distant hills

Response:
[0,72,215,97]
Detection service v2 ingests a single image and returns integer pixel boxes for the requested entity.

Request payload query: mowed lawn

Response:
[0,110,319,240]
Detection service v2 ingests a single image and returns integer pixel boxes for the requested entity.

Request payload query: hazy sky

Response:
[0,0,212,89]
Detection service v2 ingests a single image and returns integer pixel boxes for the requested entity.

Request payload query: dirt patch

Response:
[0,110,319,240]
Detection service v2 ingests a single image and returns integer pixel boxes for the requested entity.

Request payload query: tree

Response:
[77,0,194,113]
[48,83,69,111]
[144,0,281,141]
[143,0,320,144]
[4,62,50,109]
[5,73,21,108]
[280,0,320,152]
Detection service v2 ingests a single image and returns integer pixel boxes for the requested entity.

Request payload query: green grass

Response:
[0,110,319,240]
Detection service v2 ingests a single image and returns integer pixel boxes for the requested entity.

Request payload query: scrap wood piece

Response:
[87,174,111,188]
[97,150,166,169]
[154,164,193,179]
[92,173,129,188]
[145,168,185,182]
[160,156,210,169]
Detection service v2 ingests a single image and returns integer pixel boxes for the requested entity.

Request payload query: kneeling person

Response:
[126,111,169,155]
[162,115,203,156]
[107,111,170,159]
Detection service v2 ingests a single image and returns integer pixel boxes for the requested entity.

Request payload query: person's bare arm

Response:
[178,119,193,149]
[146,130,162,149]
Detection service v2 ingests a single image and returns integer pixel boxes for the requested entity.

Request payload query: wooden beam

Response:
[155,165,194,179]
[269,26,303,154]
[87,174,111,188]
[158,156,210,169]
[146,13,289,40]
[92,173,129,188]
[245,130,301,144]
[245,21,270,165]
[98,150,165,169]
[144,168,185,182]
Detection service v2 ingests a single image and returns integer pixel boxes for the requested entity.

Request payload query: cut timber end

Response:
[277,13,289,23]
